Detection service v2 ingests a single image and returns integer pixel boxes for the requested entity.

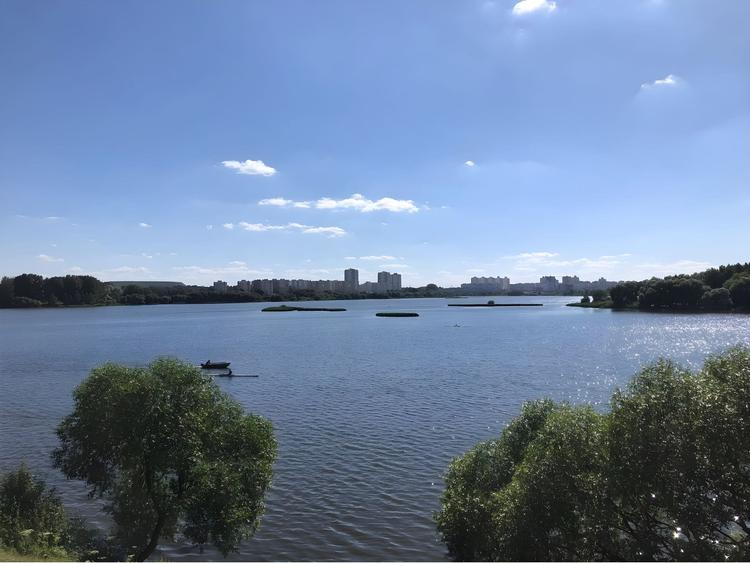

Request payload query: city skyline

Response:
[2,2,749,287]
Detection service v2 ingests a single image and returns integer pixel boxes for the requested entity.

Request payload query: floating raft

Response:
[448,302,543,307]
[262,305,346,312]
[376,312,419,317]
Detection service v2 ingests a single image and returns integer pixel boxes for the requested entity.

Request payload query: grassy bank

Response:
[0,547,74,562]
[567,300,615,309]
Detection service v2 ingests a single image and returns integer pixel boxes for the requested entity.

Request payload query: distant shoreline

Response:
[567,301,749,314]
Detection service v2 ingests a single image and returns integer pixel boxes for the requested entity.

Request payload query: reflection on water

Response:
[1,297,748,560]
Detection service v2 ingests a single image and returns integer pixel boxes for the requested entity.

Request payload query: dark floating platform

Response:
[448,300,543,307]
[376,312,420,317]
[262,305,347,312]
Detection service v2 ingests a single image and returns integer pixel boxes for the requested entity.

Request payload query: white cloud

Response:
[640,74,681,89]
[316,193,419,213]
[512,0,556,16]
[172,262,272,284]
[221,159,277,176]
[227,221,347,237]
[381,263,409,269]
[38,254,63,263]
[138,222,152,228]
[504,251,559,260]
[464,160,476,167]
[67,266,83,273]
[299,225,347,237]
[632,260,712,278]
[257,193,419,213]
[237,222,286,232]
[109,266,150,274]
[259,197,293,207]
[357,255,398,261]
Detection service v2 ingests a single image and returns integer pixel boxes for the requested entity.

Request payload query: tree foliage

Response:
[0,465,70,559]
[53,358,277,561]
[724,274,750,309]
[437,347,750,561]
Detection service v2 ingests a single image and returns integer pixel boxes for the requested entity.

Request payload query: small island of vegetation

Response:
[375,312,419,317]
[448,299,543,307]
[261,305,346,312]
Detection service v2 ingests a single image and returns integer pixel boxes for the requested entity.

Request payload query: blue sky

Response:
[1,0,748,286]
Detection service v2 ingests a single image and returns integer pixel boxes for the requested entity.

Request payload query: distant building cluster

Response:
[461,275,618,294]
[464,276,510,292]
[214,268,402,296]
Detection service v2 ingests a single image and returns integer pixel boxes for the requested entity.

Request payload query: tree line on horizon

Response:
[604,262,750,310]
[0,273,452,308]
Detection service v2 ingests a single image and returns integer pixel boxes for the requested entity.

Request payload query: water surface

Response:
[1,297,748,560]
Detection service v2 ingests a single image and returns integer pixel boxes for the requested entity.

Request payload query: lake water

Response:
[1,297,749,561]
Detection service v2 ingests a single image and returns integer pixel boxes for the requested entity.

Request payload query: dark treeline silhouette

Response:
[0,274,115,308]
[0,274,459,308]
[608,262,750,311]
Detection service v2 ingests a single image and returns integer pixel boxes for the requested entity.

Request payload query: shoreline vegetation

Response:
[566,261,750,313]
[262,305,346,312]
[437,347,750,561]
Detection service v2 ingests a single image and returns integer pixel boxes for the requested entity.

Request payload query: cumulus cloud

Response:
[67,266,84,273]
[464,160,476,167]
[316,193,419,213]
[257,193,418,213]
[640,74,681,89]
[222,159,277,176]
[38,254,63,262]
[512,0,556,16]
[223,221,347,237]
[138,222,152,228]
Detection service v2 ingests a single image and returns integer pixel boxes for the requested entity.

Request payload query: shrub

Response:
[437,347,750,561]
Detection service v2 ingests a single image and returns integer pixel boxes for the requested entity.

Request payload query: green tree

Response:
[13,274,45,301]
[437,347,750,561]
[53,358,277,561]
[590,289,608,302]
[699,287,733,310]
[609,281,641,307]
[0,276,14,307]
[724,274,750,309]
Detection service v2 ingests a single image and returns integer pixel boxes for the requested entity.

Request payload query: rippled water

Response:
[1,297,749,560]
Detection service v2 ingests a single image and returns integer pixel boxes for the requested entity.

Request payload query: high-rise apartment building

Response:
[344,268,359,292]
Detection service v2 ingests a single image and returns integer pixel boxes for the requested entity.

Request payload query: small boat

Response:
[201,361,231,369]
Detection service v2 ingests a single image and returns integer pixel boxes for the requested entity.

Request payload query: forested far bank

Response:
[0,274,460,308]
[571,262,750,312]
